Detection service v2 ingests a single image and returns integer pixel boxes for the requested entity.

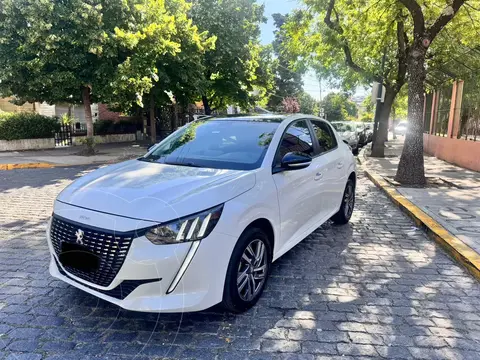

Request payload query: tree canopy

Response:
[266,13,305,111]
[321,92,357,122]
[0,0,204,150]
[190,0,270,114]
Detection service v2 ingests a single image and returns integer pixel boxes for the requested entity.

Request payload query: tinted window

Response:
[275,120,314,165]
[142,120,279,170]
[311,120,337,154]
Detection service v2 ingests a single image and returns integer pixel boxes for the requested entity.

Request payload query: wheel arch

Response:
[242,218,275,251]
[348,171,356,188]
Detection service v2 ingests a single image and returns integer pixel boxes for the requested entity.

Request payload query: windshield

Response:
[142,120,279,170]
[331,122,354,132]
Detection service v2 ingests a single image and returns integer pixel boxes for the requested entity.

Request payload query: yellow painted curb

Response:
[364,168,480,281]
[0,163,55,171]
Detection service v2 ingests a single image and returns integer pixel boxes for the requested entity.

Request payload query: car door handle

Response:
[337,161,344,169]
[314,172,323,181]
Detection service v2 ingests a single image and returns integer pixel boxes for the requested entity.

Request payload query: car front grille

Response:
[50,215,136,287]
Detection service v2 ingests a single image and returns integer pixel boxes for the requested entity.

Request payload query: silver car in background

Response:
[331,122,359,155]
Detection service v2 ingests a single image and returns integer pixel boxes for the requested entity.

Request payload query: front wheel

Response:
[331,178,355,225]
[222,228,272,313]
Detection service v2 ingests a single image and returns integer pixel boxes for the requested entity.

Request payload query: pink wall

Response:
[424,134,480,172]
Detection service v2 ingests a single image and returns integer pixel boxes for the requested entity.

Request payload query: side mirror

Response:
[281,152,312,170]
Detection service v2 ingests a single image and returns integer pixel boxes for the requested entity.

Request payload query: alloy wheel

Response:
[343,182,355,218]
[237,239,268,302]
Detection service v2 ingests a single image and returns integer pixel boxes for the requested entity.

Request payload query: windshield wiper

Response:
[165,161,202,168]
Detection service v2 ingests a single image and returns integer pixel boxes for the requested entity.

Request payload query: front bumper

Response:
[47,201,238,313]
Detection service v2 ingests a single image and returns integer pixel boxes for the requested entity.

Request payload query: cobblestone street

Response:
[1,167,480,360]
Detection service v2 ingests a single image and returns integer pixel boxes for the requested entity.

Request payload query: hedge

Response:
[94,119,137,135]
[0,112,60,140]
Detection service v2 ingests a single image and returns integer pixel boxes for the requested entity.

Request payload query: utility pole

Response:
[371,51,386,151]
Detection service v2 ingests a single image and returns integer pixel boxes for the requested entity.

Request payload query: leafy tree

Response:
[107,0,216,143]
[282,97,300,113]
[190,0,268,114]
[0,0,191,153]
[298,91,320,115]
[283,0,408,157]
[359,97,375,122]
[394,0,469,185]
[267,13,305,111]
[321,92,357,122]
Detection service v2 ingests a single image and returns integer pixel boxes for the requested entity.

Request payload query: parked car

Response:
[395,121,408,135]
[365,122,374,143]
[331,121,360,154]
[354,122,368,146]
[47,114,356,313]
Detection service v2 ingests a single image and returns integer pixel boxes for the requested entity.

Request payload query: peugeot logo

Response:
[75,229,85,245]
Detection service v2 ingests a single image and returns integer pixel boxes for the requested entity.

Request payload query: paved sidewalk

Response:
[364,137,480,255]
[0,142,148,167]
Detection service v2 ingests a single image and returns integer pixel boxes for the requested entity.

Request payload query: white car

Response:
[47,115,356,313]
[331,121,360,154]
[395,121,408,135]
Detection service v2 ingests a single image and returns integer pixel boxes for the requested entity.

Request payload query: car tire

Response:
[352,147,359,155]
[331,178,355,225]
[222,227,272,313]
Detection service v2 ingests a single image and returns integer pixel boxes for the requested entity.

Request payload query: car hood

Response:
[338,131,355,139]
[57,160,255,222]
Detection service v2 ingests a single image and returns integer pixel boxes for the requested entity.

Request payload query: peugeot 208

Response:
[47,115,356,313]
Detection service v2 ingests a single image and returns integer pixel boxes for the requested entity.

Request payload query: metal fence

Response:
[424,93,433,133]
[434,85,452,137]
[458,80,480,141]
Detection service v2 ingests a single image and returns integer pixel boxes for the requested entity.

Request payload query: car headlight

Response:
[145,205,223,245]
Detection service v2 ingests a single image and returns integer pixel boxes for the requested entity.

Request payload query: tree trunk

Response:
[202,95,212,115]
[371,89,395,157]
[395,44,427,185]
[82,86,95,155]
[150,96,156,144]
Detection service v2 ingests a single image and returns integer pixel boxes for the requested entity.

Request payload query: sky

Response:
[259,0,333,101]
[259,0,370,103]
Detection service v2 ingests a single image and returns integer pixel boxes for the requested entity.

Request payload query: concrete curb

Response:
[0,163,56,171]
[363,164,480,281]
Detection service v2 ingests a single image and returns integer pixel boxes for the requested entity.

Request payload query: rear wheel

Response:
[331,178,355,225]
[222,228,272,313]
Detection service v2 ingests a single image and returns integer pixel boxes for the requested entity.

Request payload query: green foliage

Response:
[190,0,269,112]
[109,0,216,111]
[0,0,203,134]
[298,92,320,115]
[267,13,305,111]
[0,112,60,140]
[94,120,137,135]
[60,113,74,125]
[322,92,357,122]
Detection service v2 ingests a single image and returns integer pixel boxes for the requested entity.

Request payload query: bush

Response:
[94,119,137,135]
[0,112,60,140]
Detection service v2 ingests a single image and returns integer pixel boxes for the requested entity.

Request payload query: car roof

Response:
[205,114,287,123]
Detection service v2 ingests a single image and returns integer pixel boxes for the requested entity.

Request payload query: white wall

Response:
[55,104,99,123]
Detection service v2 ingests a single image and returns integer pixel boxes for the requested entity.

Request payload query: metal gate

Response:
[55,123,72,147]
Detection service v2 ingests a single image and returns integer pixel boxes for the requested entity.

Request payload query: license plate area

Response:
[59,242,99,273]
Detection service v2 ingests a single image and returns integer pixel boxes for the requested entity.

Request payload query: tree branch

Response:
[429,0,466,40]
[397,0,425,35]
[324,0,381,83]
